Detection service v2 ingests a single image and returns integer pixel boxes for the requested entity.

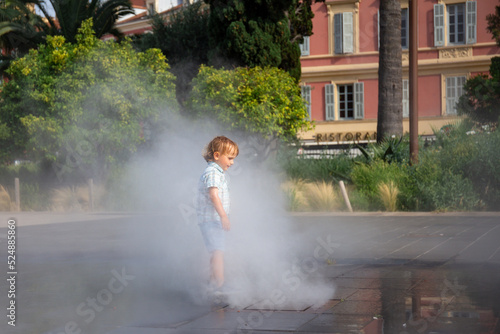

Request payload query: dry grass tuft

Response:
[50,185,105,212]
[281,179,308,211]
[0,185,14,211]
[378,181,399,212]
[304,181,340,211]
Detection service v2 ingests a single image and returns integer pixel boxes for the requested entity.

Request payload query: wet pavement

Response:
[1,212,500,334]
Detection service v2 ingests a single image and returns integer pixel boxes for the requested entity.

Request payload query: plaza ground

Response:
[1,211,499,334]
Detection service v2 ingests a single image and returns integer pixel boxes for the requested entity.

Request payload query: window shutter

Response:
[325,84,335,121]
[302,85,312,119]
[457,76,466,98]
[446,77,456,115]
[300,36,310,56]
[434,4,445,47]
[466,1,476,44]
[334,13,343,54]
[343,12,354,54]
[402,79,409,118]
[377,10,380,51]
[354,82,364,119]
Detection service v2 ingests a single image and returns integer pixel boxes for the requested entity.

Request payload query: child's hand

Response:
[221,216,231,231]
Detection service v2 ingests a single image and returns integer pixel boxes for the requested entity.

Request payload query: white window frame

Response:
[434,1,476,47]
[301,85,312,119]
[445,76,466,115]
[337,82,364,120]
[300,36,310,56]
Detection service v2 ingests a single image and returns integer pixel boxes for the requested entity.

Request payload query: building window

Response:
[338,84,354,119]
[434,1,476,47]
[402,79,409,118]
[378,8,410,50]
[446,76,466,115]
[334,12,354,54]
[300,36,310,56]
[148,3,155,15]
[401,8,409,49]
[448,4,465,45]
[337,83,364,120]
[301,85,312,119]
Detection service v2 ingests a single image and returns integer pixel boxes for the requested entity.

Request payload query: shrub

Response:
[278,148,352,182]
[350,159,407,210]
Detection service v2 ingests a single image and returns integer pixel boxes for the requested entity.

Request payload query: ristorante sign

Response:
[313,132,377,143]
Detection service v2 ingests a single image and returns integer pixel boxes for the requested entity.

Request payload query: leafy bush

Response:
[350,159,408,210]
[277,148,352,183]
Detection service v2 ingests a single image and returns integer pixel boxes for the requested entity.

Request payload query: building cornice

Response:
[301,54,495,81]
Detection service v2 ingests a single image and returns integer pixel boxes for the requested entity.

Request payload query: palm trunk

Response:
[377,0,403,142]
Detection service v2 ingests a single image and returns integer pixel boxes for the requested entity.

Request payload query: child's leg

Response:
[210,250,224,288]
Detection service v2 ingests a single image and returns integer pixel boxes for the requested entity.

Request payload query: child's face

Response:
[213,152,236,171]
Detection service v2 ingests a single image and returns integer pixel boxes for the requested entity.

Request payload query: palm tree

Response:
[1,0,48,72]
[377,0,403,142]
[47,0,135,43]
[1,0,133,74]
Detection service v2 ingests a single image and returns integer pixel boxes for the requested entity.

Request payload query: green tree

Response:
[204,0,324,82]
[46,0,134,43]
[457,3,500,128]
[0,0,133,70]
[0,19,178,180]
[457,58,500,127]
[133,3,210,107]
[377,0,403,142]
[0,0,47,72]
[487,1,500,46]
[187,65,312,155]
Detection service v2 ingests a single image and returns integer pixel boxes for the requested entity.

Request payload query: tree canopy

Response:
[187,65,312,143]
[205,0,323,81]
[1,0,133,73]
[0,19,178,180]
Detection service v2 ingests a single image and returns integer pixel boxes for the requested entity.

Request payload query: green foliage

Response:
[278,148,352,182]
[0,19,178,180]
[205,0,323,81]
[133,3,210,106]
[487,2,500,46]
[350,159,408,210]
[0,0,133,74]
[457,59,500,127]
[188,65,312,142]
[357,136,409,165]
[280,124,497,211]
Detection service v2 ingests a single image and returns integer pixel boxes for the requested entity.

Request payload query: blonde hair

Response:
[203,136,239,162]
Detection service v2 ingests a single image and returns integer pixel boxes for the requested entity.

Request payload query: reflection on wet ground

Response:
[319,263,500,334]
[0,213,499,333]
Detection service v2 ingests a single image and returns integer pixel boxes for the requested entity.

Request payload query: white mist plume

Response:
[120,117,335,310]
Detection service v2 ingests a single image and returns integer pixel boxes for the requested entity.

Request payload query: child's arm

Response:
[208,187,230,231]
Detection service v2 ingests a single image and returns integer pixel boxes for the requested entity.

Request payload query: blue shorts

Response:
[198,221,225,252]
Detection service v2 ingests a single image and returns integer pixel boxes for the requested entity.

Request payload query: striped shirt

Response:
[197,161,230,223]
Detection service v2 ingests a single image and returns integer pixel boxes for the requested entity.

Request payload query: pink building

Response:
[299,0,500,144]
